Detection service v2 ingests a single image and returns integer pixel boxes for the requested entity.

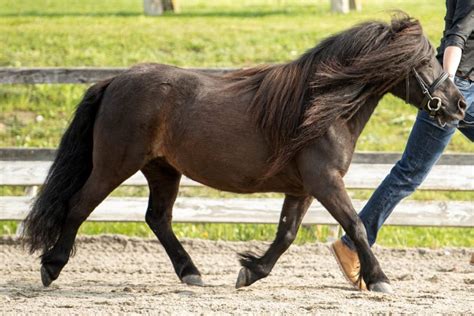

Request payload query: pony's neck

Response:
[347,95,382,140]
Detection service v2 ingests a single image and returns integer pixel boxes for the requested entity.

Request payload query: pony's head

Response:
[390,54,467,126]
[310,14,466,127]
[387,16,466,126]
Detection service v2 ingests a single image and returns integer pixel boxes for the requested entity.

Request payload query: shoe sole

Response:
[329,243,365,291]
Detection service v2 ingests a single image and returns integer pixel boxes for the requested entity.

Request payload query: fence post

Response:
[144,0,163,16]
[163,0,180,13]
[331,0,361,13]
[349,0,362,11]
[331,0,349,14]
[144,0,179,15]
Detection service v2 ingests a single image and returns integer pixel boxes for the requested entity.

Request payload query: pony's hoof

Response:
[182,274,204,287]
[40,265,53,287]
[236,267,252,289]
[235,267,260,289]
[369,282,393,294]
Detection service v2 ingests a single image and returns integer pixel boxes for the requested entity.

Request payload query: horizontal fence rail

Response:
[2,159,473,191]
[2,196,472,227]
[0,67,234,84]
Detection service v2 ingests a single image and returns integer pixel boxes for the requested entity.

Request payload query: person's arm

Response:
[442,0,473,79]
[443,46,463,80]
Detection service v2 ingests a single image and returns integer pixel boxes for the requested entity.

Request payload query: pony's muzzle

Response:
[458,99,467,117]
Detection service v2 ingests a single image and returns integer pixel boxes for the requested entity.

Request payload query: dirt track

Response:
[1,235,473,314]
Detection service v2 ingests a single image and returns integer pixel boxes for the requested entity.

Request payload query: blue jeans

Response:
[342,76,474,250]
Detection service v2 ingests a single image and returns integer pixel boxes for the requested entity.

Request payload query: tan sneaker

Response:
[330,239,367,290]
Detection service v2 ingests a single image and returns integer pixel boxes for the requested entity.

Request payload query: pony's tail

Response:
[22,78,113,255]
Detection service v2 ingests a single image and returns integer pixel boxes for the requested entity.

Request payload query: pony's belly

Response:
[169,154,304,195]
[174,157,264,193]
[183,173,259,193]
[183,171,304,195]
[162,133,270,192]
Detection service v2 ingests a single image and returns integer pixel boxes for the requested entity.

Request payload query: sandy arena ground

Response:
[1,235,473,314]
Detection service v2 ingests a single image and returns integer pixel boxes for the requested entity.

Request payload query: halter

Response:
[405,68,449,117]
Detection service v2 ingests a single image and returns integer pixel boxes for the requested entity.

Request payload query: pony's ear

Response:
[390,11,421,35]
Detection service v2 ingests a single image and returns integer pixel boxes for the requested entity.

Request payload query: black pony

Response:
[23,15,466,293]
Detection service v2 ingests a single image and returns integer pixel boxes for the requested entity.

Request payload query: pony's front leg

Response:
[299,165,392,293]
[236,194,313,288]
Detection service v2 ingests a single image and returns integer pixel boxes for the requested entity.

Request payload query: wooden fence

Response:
[1,148,472,227]
[0,67,232,84]
[1,67,473,227]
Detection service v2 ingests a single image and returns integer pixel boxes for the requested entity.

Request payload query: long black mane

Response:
[227,14,433,177]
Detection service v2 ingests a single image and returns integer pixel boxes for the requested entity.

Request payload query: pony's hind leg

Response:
[40,165,137,286]
[236,194,313,288]
[141,158,203,286]
[40,147,145,286]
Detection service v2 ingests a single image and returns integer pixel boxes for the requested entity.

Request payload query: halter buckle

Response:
[427,97,442,112]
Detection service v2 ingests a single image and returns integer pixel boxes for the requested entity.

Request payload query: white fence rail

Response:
[1,148,472,227]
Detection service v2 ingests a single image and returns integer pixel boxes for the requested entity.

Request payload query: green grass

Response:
[1,0,472,247]
[1,220,472,248]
